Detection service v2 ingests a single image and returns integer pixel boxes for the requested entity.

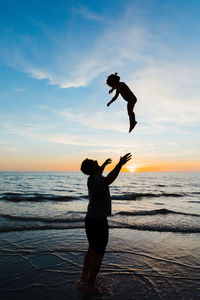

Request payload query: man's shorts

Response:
[85,216,108,255]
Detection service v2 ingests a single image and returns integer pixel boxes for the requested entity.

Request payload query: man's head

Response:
[81,159,100,175]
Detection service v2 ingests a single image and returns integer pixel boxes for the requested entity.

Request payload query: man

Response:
[80,153,132,294]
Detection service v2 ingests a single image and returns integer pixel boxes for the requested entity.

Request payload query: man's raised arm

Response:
[99,158,112,174]
[103,153,132,185]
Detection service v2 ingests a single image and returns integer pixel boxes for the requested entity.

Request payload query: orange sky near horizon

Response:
[0,156,199,172]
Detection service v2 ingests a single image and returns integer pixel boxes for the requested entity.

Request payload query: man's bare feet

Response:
[85,285,103,295]
[129,121,137,133]
[77,279,88,289]
[80,276,88,283]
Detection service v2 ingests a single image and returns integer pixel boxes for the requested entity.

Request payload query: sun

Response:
[126,164,137,173]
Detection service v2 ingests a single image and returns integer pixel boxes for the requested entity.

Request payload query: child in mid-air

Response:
[106,73,137,133]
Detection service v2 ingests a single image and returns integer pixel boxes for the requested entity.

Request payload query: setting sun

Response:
[126,164,137,173]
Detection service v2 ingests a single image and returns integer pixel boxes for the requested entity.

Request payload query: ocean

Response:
[0,172,200,299]
[0,172,200,233]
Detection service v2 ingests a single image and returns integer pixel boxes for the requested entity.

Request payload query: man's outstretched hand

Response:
[102,153,132,185]
[119,153,132,166]
[104,158,112,165]
[99,158,112,174]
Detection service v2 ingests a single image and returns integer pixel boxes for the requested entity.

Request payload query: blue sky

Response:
[0,0,200,171]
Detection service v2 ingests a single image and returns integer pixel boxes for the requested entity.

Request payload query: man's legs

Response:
[81,247,105,294]
[86,252,104,293]
[81,247,95,282]
[82,217,108,294]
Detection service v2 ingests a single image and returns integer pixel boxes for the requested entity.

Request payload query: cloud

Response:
[0,145,21,154]
[60,108,127,132]
[38,105,48,110]
[2,118,199,163]
[0,141,9,145]
[0,140,21,154]
[71,6,104,22]
[2,120,124,148]
[29,68,53,81]
[14,87,26,92]
[133,62,200,126]
[0,10,149,88]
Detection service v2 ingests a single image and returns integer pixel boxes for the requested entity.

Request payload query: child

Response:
[80,153,132,295]
[106,73,137,133]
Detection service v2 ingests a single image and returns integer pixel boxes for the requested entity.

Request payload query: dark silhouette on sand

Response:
[106,73,137,133]
[80,153,132,295]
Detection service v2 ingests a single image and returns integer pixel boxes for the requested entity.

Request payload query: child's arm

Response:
[99,158,112,174]
[109,88,115,94]
[103,153,132,185]
[107,90,120,107]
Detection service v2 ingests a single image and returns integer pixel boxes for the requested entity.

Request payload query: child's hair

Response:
[80,159,94,175]
[106,72,120,87]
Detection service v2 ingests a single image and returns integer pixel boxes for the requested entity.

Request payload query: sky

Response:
[0,0,200,172]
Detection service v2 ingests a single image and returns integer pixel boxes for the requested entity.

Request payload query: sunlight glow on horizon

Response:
[126,164,138,173]
[0,156,199,173]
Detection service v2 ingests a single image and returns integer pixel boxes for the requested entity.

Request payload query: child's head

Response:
[106,72,120,87]
[81,159,100,175]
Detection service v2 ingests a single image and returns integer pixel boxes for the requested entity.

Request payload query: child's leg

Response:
[127,102,137,132]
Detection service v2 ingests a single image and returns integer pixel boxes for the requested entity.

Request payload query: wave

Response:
[0,213,85,223]
[112,192,184,200]
[0,210,200,234]
[0,190,191,202]
[0,224,85,233]
[0,222,200,234]
[110,224,200,234]
[0,192,78,202]
[1,209,198,225]
[115,208,200,218]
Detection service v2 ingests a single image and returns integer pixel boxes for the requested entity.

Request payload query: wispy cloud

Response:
[2,118,199,162]
[60,108,127,132]
[71,6,104,22]
[133,62,200,127]
[14,87,26,92]
[0,140,21,154]
[2,120,125,147]
[0,11,149,88]
[0,141,9,145]
[28,68,53,81]
[38,105,49,110]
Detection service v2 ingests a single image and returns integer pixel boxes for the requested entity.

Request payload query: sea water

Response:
[0,172,200,233]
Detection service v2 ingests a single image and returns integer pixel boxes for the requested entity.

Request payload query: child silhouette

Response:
[106,73,137,133]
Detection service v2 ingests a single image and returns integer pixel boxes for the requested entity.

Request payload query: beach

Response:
[1,228,200,299]
[0,172,200,299]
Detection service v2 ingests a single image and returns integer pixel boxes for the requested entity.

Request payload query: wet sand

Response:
[0,228,200,299]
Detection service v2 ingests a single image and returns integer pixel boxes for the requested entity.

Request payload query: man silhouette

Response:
[80,153,132,294]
